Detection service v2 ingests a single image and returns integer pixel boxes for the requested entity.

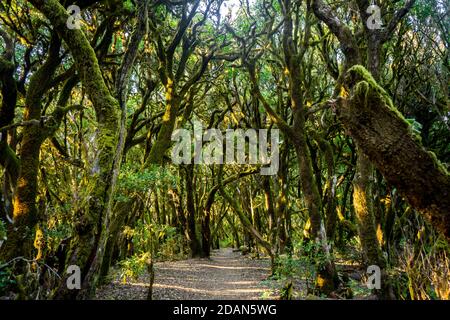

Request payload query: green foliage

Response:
[387,209,450,300]
[265,240,333,298]
[413,0,444,21]
[45,221,71,254]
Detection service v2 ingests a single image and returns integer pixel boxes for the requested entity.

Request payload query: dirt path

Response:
[96,248,272,300]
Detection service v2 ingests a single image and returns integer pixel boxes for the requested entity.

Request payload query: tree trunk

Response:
[146,82,180,165]
[201,207,211,258]
[337,66,450,241]
[28,0,124,299]
[1,35,61,262]
[185,165,201,257]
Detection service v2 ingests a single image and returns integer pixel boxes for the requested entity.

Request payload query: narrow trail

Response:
[96,248,272,300]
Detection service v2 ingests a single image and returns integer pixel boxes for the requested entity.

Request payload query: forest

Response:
[0,0,449,301]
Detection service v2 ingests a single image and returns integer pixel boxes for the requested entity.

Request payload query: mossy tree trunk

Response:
[240,0,340,293]
[0,35,62,262]
[0,29,19,187]
[275,164,291,253]
[184,164,201,258]
[337,65,450,242]
[359,15,395,298]
[350,24,386,282]
[147,82,181,165]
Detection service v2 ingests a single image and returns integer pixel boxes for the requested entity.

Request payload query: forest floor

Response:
[96,248,275,300]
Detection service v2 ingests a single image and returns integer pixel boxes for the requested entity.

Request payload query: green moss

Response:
[346,65,394,109]
[0,142,20,181]
[345,66,449,176]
